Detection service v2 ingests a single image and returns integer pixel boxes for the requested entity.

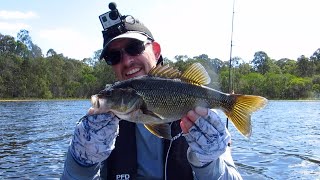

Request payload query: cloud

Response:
[0,10,36,36]
[0,21,31,34]
[0,10,38,20]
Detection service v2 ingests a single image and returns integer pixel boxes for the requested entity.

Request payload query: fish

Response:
[91,63,268,139]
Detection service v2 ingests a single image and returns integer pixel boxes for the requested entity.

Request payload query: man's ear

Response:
[152,41,161,60]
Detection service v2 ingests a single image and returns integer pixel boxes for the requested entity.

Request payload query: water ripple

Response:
[0,100,90,179]
[1,100,319,179]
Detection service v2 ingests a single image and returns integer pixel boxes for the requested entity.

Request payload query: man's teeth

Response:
[126,68,140,75]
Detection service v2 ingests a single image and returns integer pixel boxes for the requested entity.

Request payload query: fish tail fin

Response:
[225,94,268,137]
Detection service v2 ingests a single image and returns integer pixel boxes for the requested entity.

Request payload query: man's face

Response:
[107,38,159,80]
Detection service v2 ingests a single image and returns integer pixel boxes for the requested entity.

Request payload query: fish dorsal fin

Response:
[148,64,181,79]
[180,63,211,85]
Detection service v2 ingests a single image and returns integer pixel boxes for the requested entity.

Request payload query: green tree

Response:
[312,75,320,98]
[93,49,103,62]
[2,30,320,100]
[46,54,65,97]
[238,62,252,75]
[174,55,189,61]
[238,72,265,95]
[296,55,314,77]
[0,54,23,97]
[251,51,271,74]
[263,73,294,99]
[173,59,191,72]
[223,57,243,93]
[17,29,42,58]
[287,77,312,99]
[61,59,83,97]
[313,84,320,98]
[82,57,96,67]
[162,57,174,65]
[20,57,52,98]
[93,60,116,93]
[310,48,320,74]
[266,59,281,74]
[276,58,296,74]
[46,48,57,57]
[219,69,229,93]
[80,65,97,97]
[0,34,16,54]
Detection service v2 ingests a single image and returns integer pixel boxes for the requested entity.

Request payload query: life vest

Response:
[101,121,194,180]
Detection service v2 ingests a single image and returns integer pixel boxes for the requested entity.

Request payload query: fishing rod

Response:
[227,0,236,129]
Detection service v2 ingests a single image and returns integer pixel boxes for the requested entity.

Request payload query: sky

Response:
[1,0,319,62]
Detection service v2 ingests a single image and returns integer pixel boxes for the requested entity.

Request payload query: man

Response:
[62,5,242,180]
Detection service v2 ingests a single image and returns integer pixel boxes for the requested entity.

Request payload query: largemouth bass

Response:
[91,63,267,139]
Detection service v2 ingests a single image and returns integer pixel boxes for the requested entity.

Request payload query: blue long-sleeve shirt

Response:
[62,123,242,180]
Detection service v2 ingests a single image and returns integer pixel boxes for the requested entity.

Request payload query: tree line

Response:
[1,30,320,100]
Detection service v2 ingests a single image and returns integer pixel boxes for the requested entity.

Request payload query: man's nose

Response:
[120,51,134,65]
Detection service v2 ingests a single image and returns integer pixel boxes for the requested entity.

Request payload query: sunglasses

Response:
[104,39,151,65]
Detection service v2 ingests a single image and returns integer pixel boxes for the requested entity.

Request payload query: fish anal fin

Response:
[144,124,172,139]
[225,95,268,137]
[180,63,211,85]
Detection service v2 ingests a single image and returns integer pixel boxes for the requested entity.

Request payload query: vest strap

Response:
[106,121,137,180]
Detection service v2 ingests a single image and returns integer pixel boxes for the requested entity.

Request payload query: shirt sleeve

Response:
[188,147,243,180]
[61,147,101,180]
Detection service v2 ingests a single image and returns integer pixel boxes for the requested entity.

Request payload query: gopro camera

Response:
[99,2,122,30]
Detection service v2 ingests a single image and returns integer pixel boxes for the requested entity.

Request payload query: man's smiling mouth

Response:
[126,67,141,76]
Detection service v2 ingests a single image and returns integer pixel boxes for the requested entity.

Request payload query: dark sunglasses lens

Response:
[105,51,121,65]
[125,40,146,56]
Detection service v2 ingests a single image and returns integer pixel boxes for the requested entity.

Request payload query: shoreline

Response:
[0,98,89,102]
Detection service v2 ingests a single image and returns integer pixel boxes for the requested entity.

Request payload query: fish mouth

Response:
[91,95,100,108]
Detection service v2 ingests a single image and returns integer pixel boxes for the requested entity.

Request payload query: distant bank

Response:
[0,98,89,102]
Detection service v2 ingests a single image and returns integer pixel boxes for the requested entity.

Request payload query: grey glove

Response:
[70,113,119,166]
[183,109,231,166]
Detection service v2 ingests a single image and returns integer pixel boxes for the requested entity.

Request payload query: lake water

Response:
[0,100,319,179]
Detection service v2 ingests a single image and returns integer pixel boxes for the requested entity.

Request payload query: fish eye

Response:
[105,84,113,90]
[99,89,112,97]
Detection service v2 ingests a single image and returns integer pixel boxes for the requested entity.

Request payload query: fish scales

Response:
[100,75,237,125]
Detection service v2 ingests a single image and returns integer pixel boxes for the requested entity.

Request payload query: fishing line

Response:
[164,122,182,180]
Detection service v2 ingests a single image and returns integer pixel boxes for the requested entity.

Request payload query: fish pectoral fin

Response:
[144,124,172,140]
[142,109,164,120]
